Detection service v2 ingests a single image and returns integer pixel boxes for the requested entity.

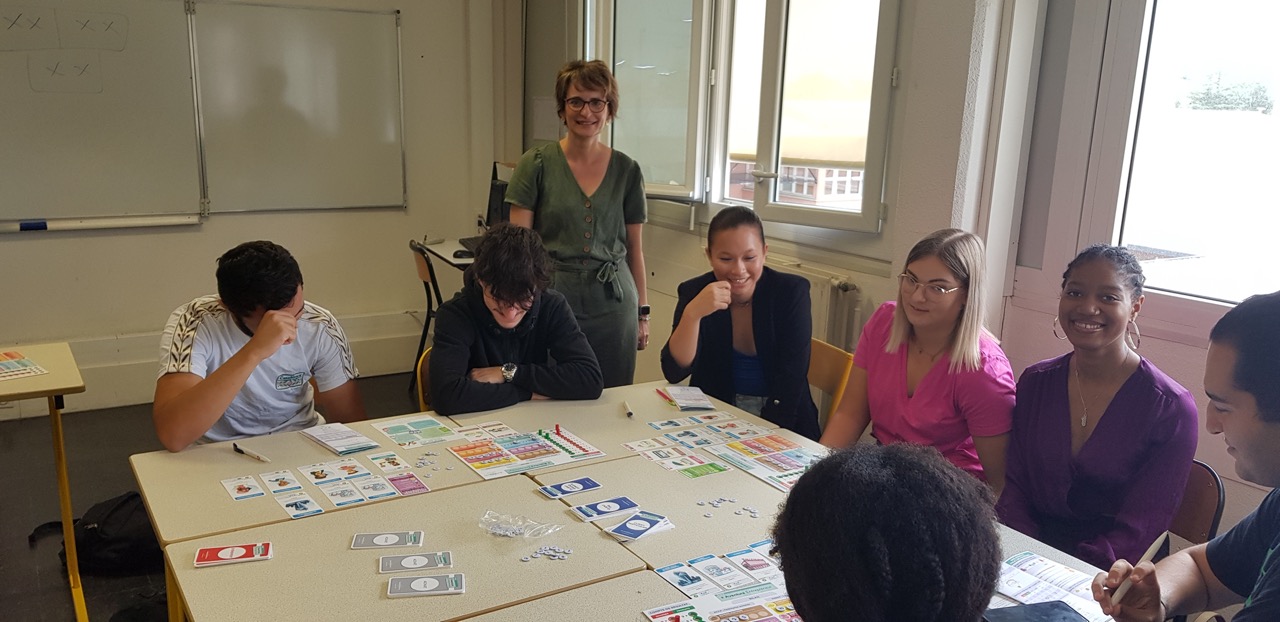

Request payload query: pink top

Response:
[853,301,1015,478]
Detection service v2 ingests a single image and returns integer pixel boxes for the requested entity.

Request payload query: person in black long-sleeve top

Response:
[660,206,820,439]
[429,224,603,416]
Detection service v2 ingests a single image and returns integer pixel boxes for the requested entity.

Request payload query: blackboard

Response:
[0,0,404,228]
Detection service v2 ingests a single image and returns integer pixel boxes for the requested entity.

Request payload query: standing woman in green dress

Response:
[506,60,649,387]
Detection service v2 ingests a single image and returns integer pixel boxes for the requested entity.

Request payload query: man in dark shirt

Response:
[428,224,603,415]
[1094,290,1280,621]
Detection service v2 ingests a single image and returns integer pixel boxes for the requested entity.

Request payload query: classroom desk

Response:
[446,380,778,475]
[130,416,482,546]
[2,343,88,621]
[465,570,685,622]
[424,238,475,270]
[165,475,647,621]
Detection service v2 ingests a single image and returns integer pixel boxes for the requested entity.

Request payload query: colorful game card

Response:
[387,472,430,496]
[0,351,49,381]
[379,551,452,574]
[686,412,736,424]
[367,451,410,473]
[258,470,302,494]
[320,481,366,507]
[327,457,372,480]
[356,476,399,500]
[648,418,696,431]
[298,461,342,486]
[569,496,639,522]
[640,446,692,461]
[655,562,719,598]
[663,428,720,449]
[275,491,323,519]
[703,434,826,492]
[193,542,272,567]
[706,421,770,439]
[621,437,673,452]
[537,476,602,498]
[387,573,465,597]
[220,475,264,501]
[675,462,731,479]
[725,548,782,582]
[371,414,462,449]
[688,554,756,590]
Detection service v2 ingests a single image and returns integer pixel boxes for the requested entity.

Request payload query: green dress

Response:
[506,142,647,387]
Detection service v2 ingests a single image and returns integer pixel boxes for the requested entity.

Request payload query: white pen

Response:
[233,442,272,463]
[1111,531,1168,603]
[623,400,635,418]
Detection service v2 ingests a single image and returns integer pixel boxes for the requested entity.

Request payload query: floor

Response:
[1,373,419,622]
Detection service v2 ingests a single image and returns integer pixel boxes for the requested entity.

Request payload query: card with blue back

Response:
[537,477,601,498]
[569,496,638,521]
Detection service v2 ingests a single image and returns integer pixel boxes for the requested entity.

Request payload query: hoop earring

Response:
[1052,316,1067,341]
[1127,317,1142,350]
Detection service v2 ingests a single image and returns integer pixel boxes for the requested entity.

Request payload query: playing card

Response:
[387,472,429,496]
[640,446,691,462]
[367,451,411,473]
[327,458,372,480]
[298,462,342,486]
[607,511,673,541]
[386,573,465,597]
[378,551,452,574]
[725,548,782,582]
[220,475,264,501]
[352,531,423,549]
[194,542,272,567]
[537,477,601,498]
[648,418,695,431]
[688,554,756,590]
[275,491,323,519]
[320,481,366,507]
[259,470,302,494]
[621,438,672,452]
[686,412,736,423]
[356,476,399,500]
[655,562,719,598]
[569,496,639,522]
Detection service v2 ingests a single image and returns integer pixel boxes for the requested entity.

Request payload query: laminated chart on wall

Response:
[446,422,604,480]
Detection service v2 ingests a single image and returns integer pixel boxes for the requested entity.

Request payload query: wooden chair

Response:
[415,347,432,412]
[808,338,853,428]
[1167,460,1226,622]
[408,240,444,393]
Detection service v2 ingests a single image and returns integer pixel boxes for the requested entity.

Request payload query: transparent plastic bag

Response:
[478,510,563,538]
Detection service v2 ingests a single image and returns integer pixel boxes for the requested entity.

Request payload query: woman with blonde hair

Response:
[819,229,1015,493]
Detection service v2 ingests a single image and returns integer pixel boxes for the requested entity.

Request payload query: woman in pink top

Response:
[819,229,1015,493]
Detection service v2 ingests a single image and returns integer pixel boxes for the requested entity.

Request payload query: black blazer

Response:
[660,266,820,439]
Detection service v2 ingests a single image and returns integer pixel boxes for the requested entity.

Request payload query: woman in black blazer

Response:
[660,206,820,439]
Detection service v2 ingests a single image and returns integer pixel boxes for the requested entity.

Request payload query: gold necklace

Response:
[911,336,947,361]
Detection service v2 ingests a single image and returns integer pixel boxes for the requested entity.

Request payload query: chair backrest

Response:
[808,338,853,428]
[1169,459,1225,545]
[415,347,432,412]
[408,240,443,307]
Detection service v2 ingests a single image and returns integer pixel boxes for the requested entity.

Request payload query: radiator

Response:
[770,259,864,353]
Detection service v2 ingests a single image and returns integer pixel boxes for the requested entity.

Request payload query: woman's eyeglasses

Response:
[898,273,962,300]
[565,97,608,113]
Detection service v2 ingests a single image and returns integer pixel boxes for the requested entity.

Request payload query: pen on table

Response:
[655,388,677,407]
[623,401,634,418]
[233,442,271,463]
[1110,531,1168,603]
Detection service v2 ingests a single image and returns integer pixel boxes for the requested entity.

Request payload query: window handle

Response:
[749,169,778,184]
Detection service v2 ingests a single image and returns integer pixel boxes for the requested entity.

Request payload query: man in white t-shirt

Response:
[153,241,365,451]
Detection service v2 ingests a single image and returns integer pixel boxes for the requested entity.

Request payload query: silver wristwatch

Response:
[501,363,517,383]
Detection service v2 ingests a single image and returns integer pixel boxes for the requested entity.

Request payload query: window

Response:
[1118,0,1279,303]
[598,0,897,232]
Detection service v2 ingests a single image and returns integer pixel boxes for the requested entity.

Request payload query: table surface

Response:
[424,238,474,269]
[464,570,685,622]
[131,415,484,545]
[447,380,778,475]
[165,475,647,622]
[0,342,85,401]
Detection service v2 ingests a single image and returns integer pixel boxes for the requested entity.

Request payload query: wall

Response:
[0,0,499,418]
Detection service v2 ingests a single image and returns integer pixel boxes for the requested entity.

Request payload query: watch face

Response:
[639,305,651,316]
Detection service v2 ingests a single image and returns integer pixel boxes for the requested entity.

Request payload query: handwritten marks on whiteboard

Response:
[1,5,128,92]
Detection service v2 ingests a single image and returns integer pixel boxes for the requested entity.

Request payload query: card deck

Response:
[378,551,452,574]
[352,530,423,549]
[356,476,399,500]
[607,511,673,541]
[537,476,601,498]
[194,542,272,567]
[220,475,264,501]
[569,496,639,522]
[321,481,366,507]
[367,451,411,473]
[688,554,756,590]
[386,573,465,597]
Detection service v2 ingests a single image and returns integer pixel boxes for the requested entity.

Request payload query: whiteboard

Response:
[194,3,404,212]
[0,0,200,222]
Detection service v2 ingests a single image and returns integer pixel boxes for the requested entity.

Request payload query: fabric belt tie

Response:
[556,257,623,301]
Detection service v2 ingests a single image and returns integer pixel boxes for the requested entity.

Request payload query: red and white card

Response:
[194,542,273,567]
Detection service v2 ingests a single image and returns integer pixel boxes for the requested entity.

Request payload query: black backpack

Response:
[28,490,164,575]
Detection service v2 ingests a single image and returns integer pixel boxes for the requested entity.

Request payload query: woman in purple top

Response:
[996,245,1198,569]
